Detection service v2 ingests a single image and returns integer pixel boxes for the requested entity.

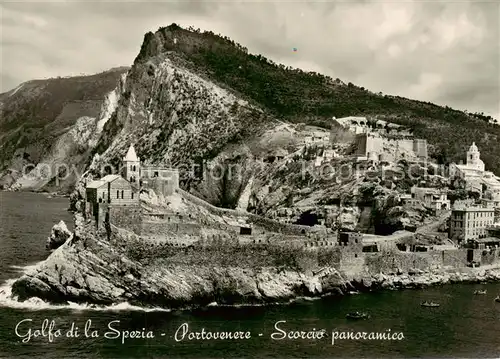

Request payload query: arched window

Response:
[133,165,136,171]
[121,190,124,199]
[116,190,119,198]
[131,192,134,199]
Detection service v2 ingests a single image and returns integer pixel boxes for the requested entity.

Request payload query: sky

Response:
[1,0,499,119]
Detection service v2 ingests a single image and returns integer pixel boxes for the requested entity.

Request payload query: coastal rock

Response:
[11,209,500,309]
[46,220,72,250]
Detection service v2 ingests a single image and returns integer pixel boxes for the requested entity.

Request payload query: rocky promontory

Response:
[10,213,500,309]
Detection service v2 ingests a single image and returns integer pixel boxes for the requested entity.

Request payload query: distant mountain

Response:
[0,67,129,191]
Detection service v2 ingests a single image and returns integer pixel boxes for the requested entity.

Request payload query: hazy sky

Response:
[1,0,499,119]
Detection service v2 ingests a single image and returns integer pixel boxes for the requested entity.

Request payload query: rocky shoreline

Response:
[9,218,500,309]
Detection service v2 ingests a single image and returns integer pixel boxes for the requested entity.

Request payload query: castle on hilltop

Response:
[84,144,179,228]
[330,116,428,162]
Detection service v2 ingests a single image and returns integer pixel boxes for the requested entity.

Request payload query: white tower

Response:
[466,142,485,171]
[123,144,140,184]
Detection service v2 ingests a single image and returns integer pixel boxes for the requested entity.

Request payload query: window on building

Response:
[131,192,134,199]
[133,165,136,171]
[154,171,159,177]
[116,190,119,198]
[121,190,124,199]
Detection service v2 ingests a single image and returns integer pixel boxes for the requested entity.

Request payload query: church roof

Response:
[86,180,105,189]
[469,142,479,152]
[124,144,139,162]
[86,174,122,189]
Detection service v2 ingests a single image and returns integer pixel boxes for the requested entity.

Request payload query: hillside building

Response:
[449,204,495,242]
[449,143,500,196]
[352,132,427,162]
[411,187,450,211]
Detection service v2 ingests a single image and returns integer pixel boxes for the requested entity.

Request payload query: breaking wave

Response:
[0,264,170,313]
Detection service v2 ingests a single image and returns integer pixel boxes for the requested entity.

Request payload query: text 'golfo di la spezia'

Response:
[15,319,332,344]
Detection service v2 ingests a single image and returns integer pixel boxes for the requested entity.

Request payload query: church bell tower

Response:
[123,144,140,185]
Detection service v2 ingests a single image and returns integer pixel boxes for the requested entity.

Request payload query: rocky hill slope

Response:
[142,24,499,174]
[2,24,499,226]
[0,67,129,192]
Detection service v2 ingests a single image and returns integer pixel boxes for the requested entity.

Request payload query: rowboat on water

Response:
[474,290,487,295]
[346,311,370,320]
[421,301,440,307]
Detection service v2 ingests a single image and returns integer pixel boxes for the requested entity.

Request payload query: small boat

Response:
[346,311,370,320]
[495,296,500,303]
[474,290,487,295]
[421,301,440,307]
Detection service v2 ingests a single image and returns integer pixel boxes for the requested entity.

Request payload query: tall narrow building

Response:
[123,144,140,185]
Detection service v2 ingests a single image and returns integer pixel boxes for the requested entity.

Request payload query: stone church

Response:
[84,144,179,227]
[449,142,500,201]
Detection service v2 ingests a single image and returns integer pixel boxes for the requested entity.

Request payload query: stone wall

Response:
[140,220,202,236]
[330,123,356,144]
[176,188,242,217]
[480,247,500,265]
[247,213,313,236]
[177,188,315,236]
[339,252,365,275]
[365,250,435,273]
[413,139,428,159]
[109,205,142,235]
[441,249,468,267]
[144,176,178,197]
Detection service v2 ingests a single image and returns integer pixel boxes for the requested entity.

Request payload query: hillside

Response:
[0,67,129,191]
[1,23,498,201]
[136,24,500,175]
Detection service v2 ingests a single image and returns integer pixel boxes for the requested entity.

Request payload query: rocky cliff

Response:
[0,67,129,193]
[11,211,500,308]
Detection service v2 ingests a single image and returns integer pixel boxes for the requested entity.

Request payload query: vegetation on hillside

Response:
[138,24,500,175]
[0,68,128,171]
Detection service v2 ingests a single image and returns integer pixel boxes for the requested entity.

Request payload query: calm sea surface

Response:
[1,191,500,358]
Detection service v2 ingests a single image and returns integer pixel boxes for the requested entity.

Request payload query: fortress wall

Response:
[144,177,177,196]
[413,139,428,159]
[246,213,313,236]
[177,188,314,236]
[142,213,184,223]
[339,253,365,275]
[365,251,438,273]
[481,248,500,265]
[109,205,142,235]
[365,135,384,155]
[176,188,242,217]
[330,124,356,144]
[140,220,202,236]
[398,139,415,153]
[353,134,368,156]
[442,249,468,267]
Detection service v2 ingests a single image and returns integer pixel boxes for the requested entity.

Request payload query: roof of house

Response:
[86,174,122,189]
[124,144,139,162]
[469,237,500,243]
[86,180,106,189]
[274,148,288,157]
